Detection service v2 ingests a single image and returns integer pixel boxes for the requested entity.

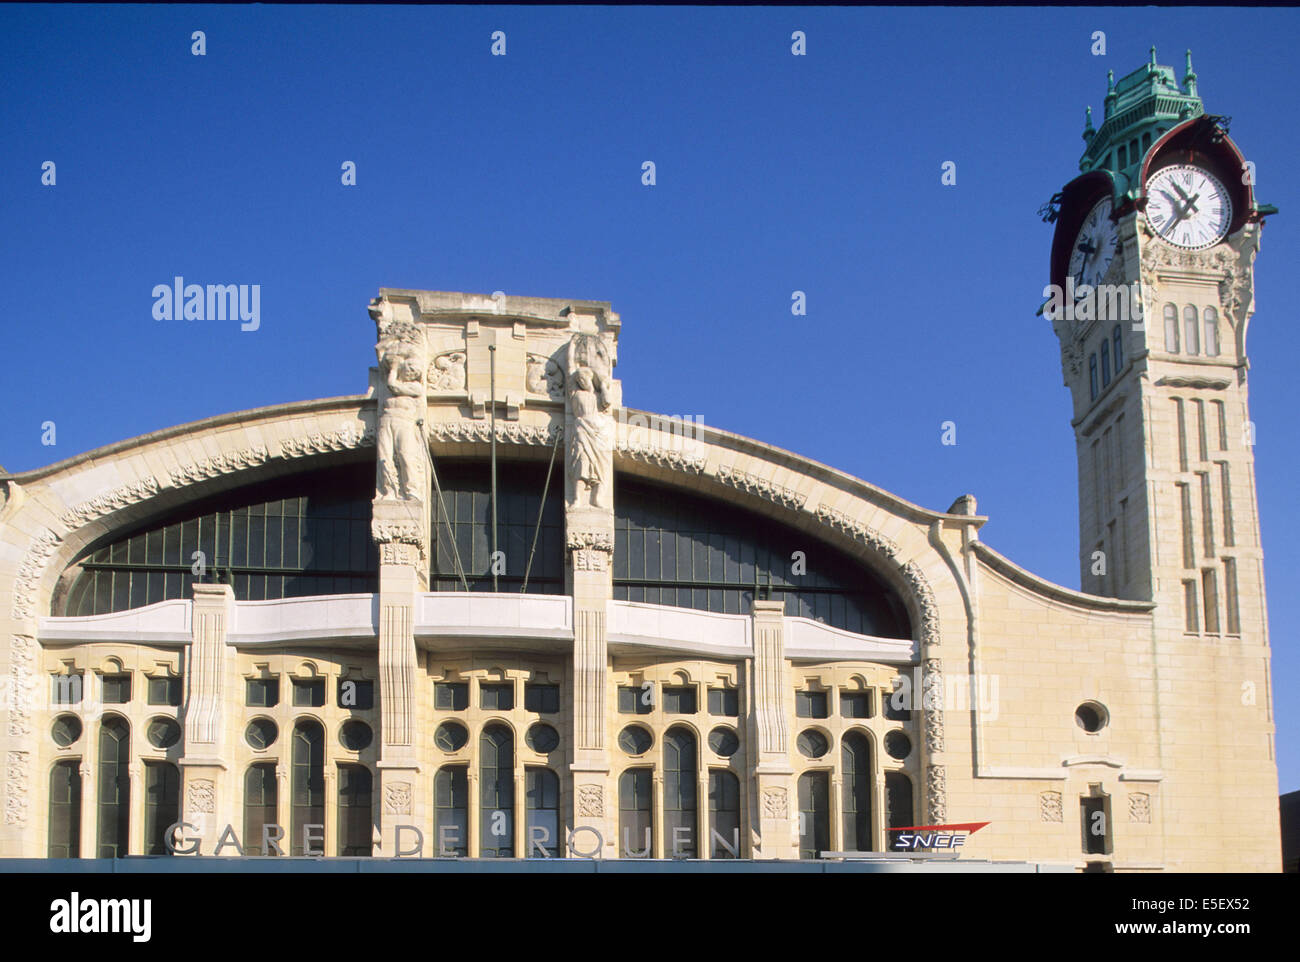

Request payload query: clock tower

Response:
[1047,49,1280,867]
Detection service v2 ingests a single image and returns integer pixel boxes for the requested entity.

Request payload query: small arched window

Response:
[619,768,653,857]
[337,763,372,857]
[1112,325,1124,372]
[244,763,278,855]
[143,761,180,856]
[97,716,131,858]
[664,726,698,857]
[48,760,82,858]
[525,767,561,857]
[1164,304,1180,353]
[291,719,325,855]
[1184,305,1200,355]
[1089,355,1099,401]
[797,770,830,859]
[708,770,741,858]
[885,771,914,851]
[434,766,468,856]
[1204,306,1220,357]
[842,731,873,852]
[480,723,514,857]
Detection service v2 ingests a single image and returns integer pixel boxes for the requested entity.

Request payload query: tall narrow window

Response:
[1204,306,1220,356]
[244,763,278,855]
[1164,304,1180,353]
[1114,414,1126,491]
[1224,559,1241,635]
[841,731,873,852]
[663,726,698,857]
[1105,522,1116,595]
[1219,462,1235,547]
[525,767,560,857]
[797,770,830,859]
[1202,570,1220,634]
[434,766,468,856]
[1102,426,1114,505]
[291,719,325,855]
[48,760,82,858]
[1183,580,1200,633]
[337,764,372,856]
[1199,472,1215,558]
[619,768,653,857]
[1100,339,1111,387]
[97,716,130,857]
[1119,499,1129,596]
[708,770,740,858]
[1112,325,1124,373]
[1178,483,1194,568]
[1193,399,1208,462]
[1118,143,1128,168]
[479,723,514,857]
[1091,441,1103,536]
[143,761,179,856]
[1080,789,1112,855]
[884,772,913,852]
[1089,355,1099,401]
[1141,131,1151,155]
[1184,305,1200,355]
[1174,399,1188,472]
[1213,400,1228,450]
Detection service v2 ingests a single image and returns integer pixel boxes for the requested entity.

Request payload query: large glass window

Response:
[434,766,468,856]
[885,772,914,851]
[101,674,131,705]
[1112,324,1124,372]
[143,761,180,856]
[614,478,909,636]
[664,727,698,857]
[97,716,131,857]
[707,687,739,717]
[525,767,560,857]
[797,770,830,859]
[147,676,182,706]
[662,686,696,715]
[244,763,278,855]
[48,760,82,858]
[337,764,372,857]
[61,463,380,616]
[619,768,653,857]
[524,683,560,714]
[841,732,873,852]
[796,690,829,719]
[291,719,325,855]
[708,770,740,859]
[479,724,515,857]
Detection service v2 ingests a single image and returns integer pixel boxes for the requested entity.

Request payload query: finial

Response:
[1150,45,1157,66]
[1184,49,1198,97]
[1083,105,1095,143]
[1107,69,1115,92]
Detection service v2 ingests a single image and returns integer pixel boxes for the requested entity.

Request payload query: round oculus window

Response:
[147,717,182,749]
[526,723,560,754]
[796,729,829,759]
[884,730,911,760]
[245,718,278,750]
[708,726,739,757]
[618,725,653,756]
[339,720,373,751]
[51,714,82,748]
[435,721,469,753]
[1075,702,1108,733]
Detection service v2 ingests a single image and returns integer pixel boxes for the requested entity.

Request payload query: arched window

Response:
[885,772,914,851]
[1100,339,1111,388]
[525,767,560,857]
[1089,355,1099,401]
[1164,303,1180,353]
[664,726,698,857]
[1184,305,1200,355]
[1112,325,1124,372]
[337,764,372,857]
[244,763,278,855]
[480,723,514,857]
[1141,131,1151,156]
[1204,306,1220,357]
[708,770,741,858]
[97,716,130,857]
[842,732,873,852]
[291,719,325,855]
[797,770,830,859]
[143,761,179,855]
[434,766,468,856]
[48,760,82,858]
[619,768,653,857]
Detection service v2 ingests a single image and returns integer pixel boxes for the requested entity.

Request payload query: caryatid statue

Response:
[566,333,614,510]
[370,298,428,502]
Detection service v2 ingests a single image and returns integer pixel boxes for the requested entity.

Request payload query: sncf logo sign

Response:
[891,821,990,851]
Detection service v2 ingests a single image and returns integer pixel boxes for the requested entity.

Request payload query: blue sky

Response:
[2,6,1297,793]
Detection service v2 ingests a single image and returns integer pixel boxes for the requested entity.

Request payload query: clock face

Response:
[1145,164,1232,250]
[1068,197,1119,293]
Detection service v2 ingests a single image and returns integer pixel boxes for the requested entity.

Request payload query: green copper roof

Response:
[1079,47,1204,193]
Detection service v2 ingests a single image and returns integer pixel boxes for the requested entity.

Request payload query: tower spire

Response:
[1183,49,1198,97]
[1083,105,1095,143]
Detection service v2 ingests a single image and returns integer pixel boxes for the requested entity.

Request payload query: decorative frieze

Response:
[428,351,467,393]
[170,445,270,485]
[7,635,35,738]
[925,765,947,823]
[922,657,945,753]
[577,784,604,818]
[902,560,941,649]
[58,478,161,529]
[567,530,614,572]
[1039,791,1064,823]
[5,751,30,826]
[279,425,375,460]
[815,504,901,559]
[617,440,707,474]
[11,530,62,623]
[429,420,561,446]
[715,464,806,511]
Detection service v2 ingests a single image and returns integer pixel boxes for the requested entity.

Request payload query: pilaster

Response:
[750,599,794,859]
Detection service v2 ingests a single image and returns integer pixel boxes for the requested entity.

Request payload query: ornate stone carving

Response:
[8,635,35,738]
[617,439,706,474]
[11,529,62,622]
[815,505,901,559]
[716,464,807,511]
[372,300,428,503]
[187,778,215,814]
[1040,791,1064,823]
[280,425,375,459]
[526,353,565,399]
[568,530,614,572]
[577,784,604,818]
[59,478,161,528]
[566,333,614,510]
[922,657,945,753]
[428,351,467,392]
[5,751,30,826]
[170,445,270,485]
[761,787,788,820]
[925,765,947,823]
[902,560,941,649]
[379,542,420,566]
[428,420,561,446]
[1140,223,1258,324]
[1128,792,1151,823]
[384,782,413,815]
